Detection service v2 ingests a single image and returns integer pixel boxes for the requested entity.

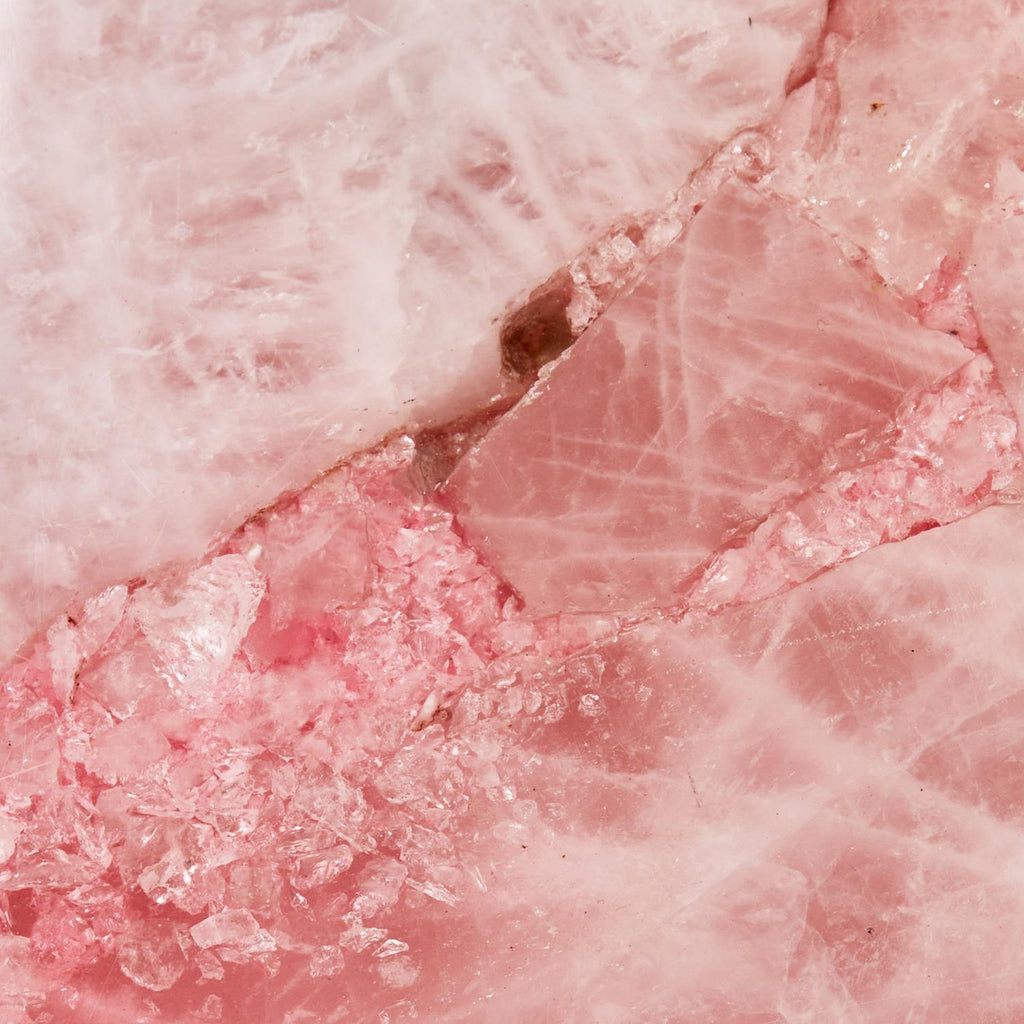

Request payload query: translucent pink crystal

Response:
[5,1,1024,1022]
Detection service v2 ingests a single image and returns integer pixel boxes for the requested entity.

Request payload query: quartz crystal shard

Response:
[446,180,969,613]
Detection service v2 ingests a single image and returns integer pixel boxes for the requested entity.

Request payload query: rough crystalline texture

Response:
[0,0,823,663]
[764,0,1024,299]
[971,210,1024,425]
[7,1,1024,1022]
[445,180,971,612]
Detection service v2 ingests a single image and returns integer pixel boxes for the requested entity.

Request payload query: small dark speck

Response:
[687,771,702,808]
[748,16,753,26]
[561,854,566,859]
[870,101,885,112]
[521,844,528,849]
[867,927,874,935]
[910,648,915,653]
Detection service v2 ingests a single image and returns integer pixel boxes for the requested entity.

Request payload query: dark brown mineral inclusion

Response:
[499,267,575,379]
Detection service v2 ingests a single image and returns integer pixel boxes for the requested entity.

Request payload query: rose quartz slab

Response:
[8,499,1022,1022]
[390,504,1024,1022]
[0,0,824,666]
[6,1,1024,1021]
[766,0,1024,298]
[446,180,969,614]
[971,209,1024,430]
